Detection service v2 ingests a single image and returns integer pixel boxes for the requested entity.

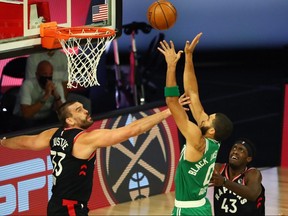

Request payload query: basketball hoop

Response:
[40,22,116,88]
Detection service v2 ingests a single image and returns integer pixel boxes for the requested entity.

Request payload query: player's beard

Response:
[80,118,94,129]
[200,125,210,136]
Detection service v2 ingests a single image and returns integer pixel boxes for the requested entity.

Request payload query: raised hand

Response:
[43,80,54,98]
[157,40,183,66]
[184,32,203,54]
[210,169,226,187]
[178,93,190,111]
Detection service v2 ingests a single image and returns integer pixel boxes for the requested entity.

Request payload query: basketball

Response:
[147,0,177,30]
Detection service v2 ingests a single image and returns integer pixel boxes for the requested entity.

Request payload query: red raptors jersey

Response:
[213,164,265,216]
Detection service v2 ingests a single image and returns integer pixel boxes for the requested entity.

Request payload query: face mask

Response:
[38,75,52,88]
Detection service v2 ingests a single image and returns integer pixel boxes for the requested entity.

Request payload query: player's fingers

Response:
[176,50,183,58]
[162,40,170,49]
[157,47,165,54]
[169,40,175,49]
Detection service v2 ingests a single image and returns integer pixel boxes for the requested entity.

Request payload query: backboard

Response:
[0,0,122,59]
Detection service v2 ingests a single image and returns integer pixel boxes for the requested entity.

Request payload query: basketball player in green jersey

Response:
[158,32,233,215]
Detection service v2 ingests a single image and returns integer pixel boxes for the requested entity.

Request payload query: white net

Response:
[58,29,115,88]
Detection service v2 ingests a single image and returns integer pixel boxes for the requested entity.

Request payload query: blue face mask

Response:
[38,75,52,88]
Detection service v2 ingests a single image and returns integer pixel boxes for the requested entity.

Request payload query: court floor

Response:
[89,166,288,215]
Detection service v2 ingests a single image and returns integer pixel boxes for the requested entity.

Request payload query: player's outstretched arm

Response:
[183,33,208,126]
[159,39,204,157]
[77,108,172,150]
[1,128,58,151]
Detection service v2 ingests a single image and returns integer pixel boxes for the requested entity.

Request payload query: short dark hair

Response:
[57,101,77,127]
[212,113,233,142]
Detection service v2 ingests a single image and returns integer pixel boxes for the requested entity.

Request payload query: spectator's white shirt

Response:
[13,78,66,120]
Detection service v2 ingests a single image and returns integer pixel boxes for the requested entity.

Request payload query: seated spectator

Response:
[25,50,92,113]
[13,60,65,127]
[25,50,68,84]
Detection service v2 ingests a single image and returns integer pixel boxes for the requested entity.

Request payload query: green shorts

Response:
[171,198,212,216]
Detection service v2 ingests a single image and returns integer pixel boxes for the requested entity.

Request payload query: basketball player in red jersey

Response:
[0,100,176,216]
[211,138,265,215]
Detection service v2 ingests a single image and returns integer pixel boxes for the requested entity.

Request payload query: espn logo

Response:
[0,157,52,215]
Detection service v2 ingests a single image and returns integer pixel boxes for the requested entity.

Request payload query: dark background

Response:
[117,0,288,52]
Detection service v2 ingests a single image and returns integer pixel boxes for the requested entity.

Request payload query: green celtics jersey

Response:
[174,138,220,201]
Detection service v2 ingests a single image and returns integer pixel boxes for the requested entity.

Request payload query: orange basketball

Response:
[147,0,177,30]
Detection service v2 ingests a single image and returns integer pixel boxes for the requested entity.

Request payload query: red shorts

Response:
[47,196,89,216]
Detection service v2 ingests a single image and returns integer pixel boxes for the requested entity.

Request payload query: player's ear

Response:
[66,117,74,126]
[247,156,252,163]
[208,127,215,136]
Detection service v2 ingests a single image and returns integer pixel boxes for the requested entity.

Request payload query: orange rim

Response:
[54,26,116,40]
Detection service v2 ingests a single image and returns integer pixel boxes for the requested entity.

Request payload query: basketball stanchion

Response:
[123,22,152,106]
[40,22,116,88]
[112,39,133,108]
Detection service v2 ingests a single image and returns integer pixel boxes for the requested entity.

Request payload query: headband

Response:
[238,140,254,157]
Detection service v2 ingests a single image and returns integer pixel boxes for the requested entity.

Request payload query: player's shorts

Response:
[47,196,89,216]
[171,197,212,216]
